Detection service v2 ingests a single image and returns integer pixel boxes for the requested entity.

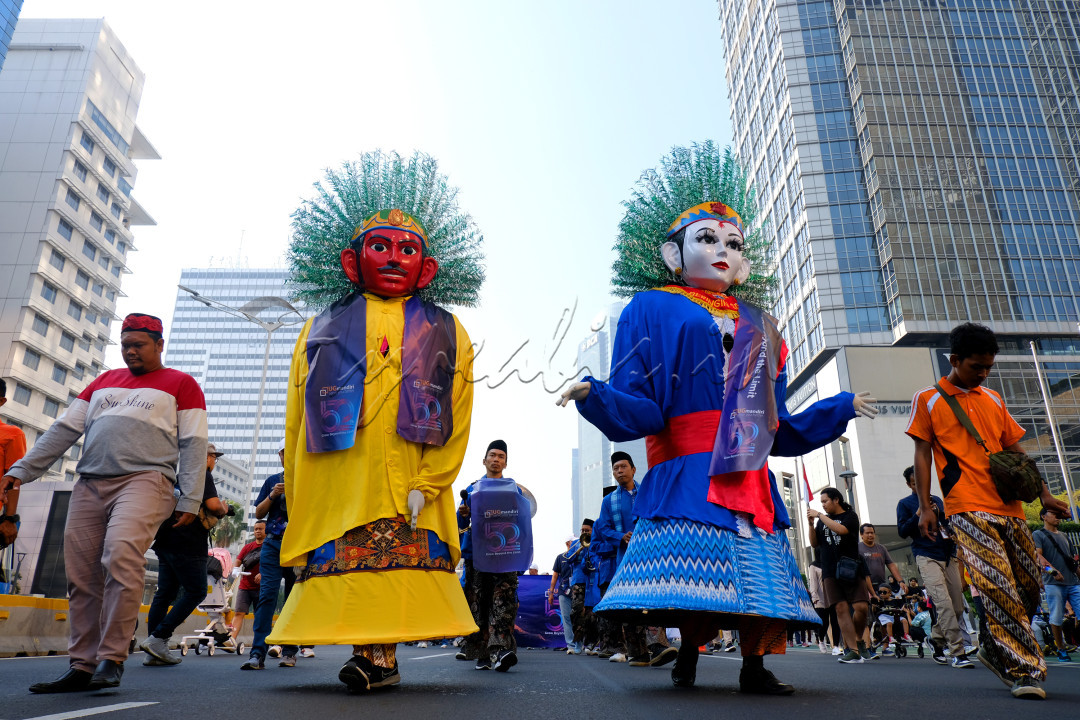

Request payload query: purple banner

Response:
[471,477,534,573]
[513,575,565,649]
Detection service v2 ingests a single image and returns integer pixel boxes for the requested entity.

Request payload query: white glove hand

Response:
[853,391,879,419]
[408,489,425,530]
[557,381,591,407]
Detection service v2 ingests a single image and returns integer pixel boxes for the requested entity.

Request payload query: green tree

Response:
[611,141,775,308]
[212,500,246,550]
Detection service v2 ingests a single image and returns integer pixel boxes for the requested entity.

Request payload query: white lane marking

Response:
[701,653,742,661]
[410,652,455,660]
[23,702,159,720]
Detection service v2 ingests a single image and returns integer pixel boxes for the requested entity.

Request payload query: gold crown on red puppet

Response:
[666,201,744,238]
[350,208,429,248]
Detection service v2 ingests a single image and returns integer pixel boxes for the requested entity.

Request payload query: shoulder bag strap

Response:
[934,383,989,456]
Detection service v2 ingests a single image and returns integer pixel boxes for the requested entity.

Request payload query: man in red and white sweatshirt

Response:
[1,313,207,693]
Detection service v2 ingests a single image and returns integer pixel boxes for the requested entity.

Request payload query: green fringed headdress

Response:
[287,150,486,309]
[612,141,776,308]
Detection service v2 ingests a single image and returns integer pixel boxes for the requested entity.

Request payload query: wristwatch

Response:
[0,514,18,524]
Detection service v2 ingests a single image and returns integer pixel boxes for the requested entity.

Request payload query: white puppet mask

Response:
[661,217,750,293]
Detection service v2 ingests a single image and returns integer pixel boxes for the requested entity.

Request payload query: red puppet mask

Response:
[341,209,438,298]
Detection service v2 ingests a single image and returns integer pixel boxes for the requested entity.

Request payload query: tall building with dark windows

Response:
[0,1,23,73]
[718,1,1080,565]
[168,269,308,523]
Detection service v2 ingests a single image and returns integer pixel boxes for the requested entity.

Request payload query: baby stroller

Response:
[179,547,245,657]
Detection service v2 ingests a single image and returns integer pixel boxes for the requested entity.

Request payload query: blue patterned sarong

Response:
[595,517,819,626]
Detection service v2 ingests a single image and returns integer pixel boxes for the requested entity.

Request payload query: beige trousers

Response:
[64,471,176,670]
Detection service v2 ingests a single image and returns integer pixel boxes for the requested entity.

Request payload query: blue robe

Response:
[575,289,856,626]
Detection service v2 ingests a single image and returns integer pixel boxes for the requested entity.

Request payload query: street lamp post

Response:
[1028,340,1079,521]
[177,285,305,514]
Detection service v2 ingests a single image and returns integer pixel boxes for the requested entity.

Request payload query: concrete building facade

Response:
[0,18,158,480]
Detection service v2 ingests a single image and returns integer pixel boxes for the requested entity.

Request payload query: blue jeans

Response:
[147,551,208,640]
[558,593,574,646]
[1046,583,1080,627]
[250,535,298,660]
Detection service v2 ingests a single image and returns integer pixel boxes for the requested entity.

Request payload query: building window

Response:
[49,249,66,271]
[117,241,126,256]
[90,213,103,231]
[80,132,95,154]
[73,363,86,380]
[60,332,75,352]
[40,282,58,303]
[32,313,49,336]
[100,314,110,327]
[92,282,103,296]
[97,255,109,270]
[22,348,41,370]
[65,188,80,210]
[85,309,97,324]
[104,228,116,244]
[96,183,109,203]
[102,156,117,177]
[43,398,60,418]
[75,270,89,290]
[110,203,122,220]
[69,444,81,460]
[65,471,75,483]
[13,384,31,405]
[52,365,67,384]
[73,160,88,181]
[57,218,74,240]
[79,337,91,351]
[111,265,121,278]
[67,302,82,321]
[82,241,96,261]
[106,290,116,301]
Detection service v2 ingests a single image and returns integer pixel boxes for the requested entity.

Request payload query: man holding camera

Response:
[1033,506,1080,662]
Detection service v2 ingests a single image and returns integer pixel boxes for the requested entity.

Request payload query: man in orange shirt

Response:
[0,378,28,549]
[906,323,1071,701]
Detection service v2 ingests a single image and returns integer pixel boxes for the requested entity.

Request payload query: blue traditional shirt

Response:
[576,290,857,534]
[592,484,637,584]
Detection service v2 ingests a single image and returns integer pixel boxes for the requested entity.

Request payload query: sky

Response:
[21,0,734,564]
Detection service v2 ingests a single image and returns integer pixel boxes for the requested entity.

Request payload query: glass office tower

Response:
[718,0,1080,492]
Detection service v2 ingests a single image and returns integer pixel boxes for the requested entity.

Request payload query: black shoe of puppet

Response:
[339,655,374,693]
[29,668,94,694]
[671,645,699,688]
[739,658,795,696]
[87,660,124,690]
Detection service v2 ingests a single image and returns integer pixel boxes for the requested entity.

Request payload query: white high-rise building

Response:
[0,18,158,480]
[167,269,307,521]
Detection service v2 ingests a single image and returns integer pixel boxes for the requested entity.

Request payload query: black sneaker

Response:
[454,651,469,661]
[493,649,517,672]
[339,655,373,692]
[671,645,699,688]
[739,666,795,696]
[932,643,948,665]
[628,654,651,666]
[649,646,679,667]
[475,655,492,670]
[368,662,401,689]
[1010,677,1046,700]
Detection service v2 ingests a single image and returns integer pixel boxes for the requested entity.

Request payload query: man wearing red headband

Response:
[1,313,208,693]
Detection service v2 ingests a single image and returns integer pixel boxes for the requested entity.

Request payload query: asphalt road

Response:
[2,644,1079,720]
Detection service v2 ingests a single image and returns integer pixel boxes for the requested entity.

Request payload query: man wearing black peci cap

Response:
[457,440,534,671]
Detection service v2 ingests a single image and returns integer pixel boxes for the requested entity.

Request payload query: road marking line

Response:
[23,702,159,720]
[410,652,455,660]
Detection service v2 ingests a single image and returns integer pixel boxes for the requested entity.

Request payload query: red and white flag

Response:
[802,459,814,501]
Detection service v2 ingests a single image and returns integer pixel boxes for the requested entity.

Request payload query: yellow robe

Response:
[268,293,479,645]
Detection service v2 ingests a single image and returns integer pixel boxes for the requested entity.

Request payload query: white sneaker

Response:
[298,647,315,658]
[964,644,978,655]
[831,646,844,655]
[417,641,429,648]
[268,645,282,658]
[818,641,829,654]
[609,652,628,662]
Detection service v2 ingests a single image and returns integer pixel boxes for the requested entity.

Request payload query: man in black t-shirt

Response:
[140,444,229,665]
